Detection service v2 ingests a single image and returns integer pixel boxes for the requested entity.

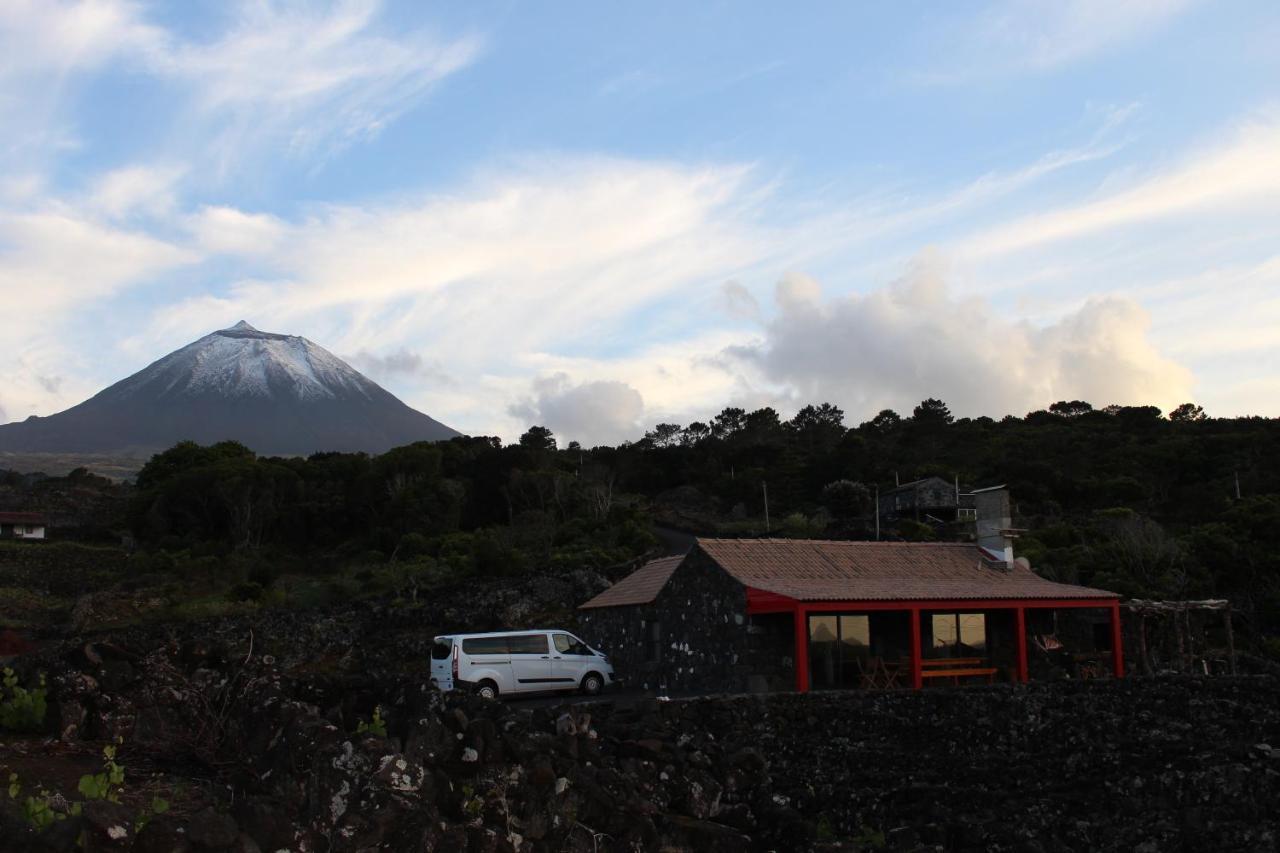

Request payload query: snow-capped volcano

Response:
[0,322,460,456]
[116,321,378,403]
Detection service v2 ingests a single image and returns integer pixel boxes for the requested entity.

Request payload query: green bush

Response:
[0,668,47,732]
[356,705,387,738]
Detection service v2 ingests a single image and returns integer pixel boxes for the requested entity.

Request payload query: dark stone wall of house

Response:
[576,601,663,691]
[879,476,957,519]
[581,548,798,695]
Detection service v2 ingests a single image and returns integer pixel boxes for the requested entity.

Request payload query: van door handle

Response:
[540,656,549,659]
[553,656,562,660]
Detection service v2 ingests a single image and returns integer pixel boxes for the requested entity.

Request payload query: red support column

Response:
[909,607,923,689]
[794,604,809,692]
[1015,606,1028,683]
[1110,602,1125,679]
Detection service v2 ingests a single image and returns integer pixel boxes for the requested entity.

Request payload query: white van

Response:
[431,630,616,700]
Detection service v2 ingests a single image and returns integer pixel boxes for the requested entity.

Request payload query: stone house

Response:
[578,493,1121,695]
[877,475,976,524]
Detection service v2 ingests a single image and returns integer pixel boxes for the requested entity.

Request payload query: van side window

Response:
[554,634,590,656]
[507,634,549,654]
[463,637,508,655]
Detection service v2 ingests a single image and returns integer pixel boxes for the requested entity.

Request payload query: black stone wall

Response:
[580,548,798,694]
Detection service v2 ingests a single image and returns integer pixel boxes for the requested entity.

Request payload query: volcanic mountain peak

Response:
[121,320,373,403]
[0,322,460,456]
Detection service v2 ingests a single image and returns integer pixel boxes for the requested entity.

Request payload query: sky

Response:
[1,0,1278,446]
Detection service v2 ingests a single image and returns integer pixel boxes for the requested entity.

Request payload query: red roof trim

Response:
[747,587,1119,614]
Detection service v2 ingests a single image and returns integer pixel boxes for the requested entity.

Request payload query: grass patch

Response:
[0,587,70,630]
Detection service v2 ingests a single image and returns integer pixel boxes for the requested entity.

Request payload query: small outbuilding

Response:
[0,512,46,540]
[579,499,1121,694]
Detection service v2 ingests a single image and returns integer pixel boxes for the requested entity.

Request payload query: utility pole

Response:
[874,485,880,541]
[1235,470,1242,500]
[763,481,770,535]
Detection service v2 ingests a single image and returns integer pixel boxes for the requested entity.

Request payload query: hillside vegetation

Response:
[3,399,1278,645]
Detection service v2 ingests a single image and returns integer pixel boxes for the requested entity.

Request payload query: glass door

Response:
[808,613,870,689]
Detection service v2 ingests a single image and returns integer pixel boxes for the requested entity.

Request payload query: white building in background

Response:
[0,512,46,540]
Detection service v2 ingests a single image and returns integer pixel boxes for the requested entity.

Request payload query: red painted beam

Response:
[1015,606,1028,683]
[793,604,809,692]
[746,592,1119,614]
[1110,602,1125,679]
[909,607,923,689]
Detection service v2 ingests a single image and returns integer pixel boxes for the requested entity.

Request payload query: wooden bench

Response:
[920,666,998,685]
[921,657,983,668]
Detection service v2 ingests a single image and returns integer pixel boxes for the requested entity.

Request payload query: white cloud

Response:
[0,0,163,75]
[0,1,480,176]
[151,0,482,168]
[985,0,1193,69]
[727,254,1195,420]
[0,208,194,313]
[145,157,770,364]
[509,374,645,447]
[187,205,288,256]
[345,347,455,386]
[959,115,1280,260]
[88,164,185,219]
[920,0,1195,81]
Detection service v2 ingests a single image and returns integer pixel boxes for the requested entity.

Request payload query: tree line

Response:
[87,396,1277,639]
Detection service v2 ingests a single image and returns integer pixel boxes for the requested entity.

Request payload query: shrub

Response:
[356,705,387,738]
[227,581,264,602]
[0,668,47,732]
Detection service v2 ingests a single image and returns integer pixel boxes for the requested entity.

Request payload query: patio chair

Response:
[877,657,904,689]
[856,656,884,689]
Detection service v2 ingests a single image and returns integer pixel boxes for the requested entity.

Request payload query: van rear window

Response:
[507,634,549,654]
[431,639,453,660]
[462,637,508,655]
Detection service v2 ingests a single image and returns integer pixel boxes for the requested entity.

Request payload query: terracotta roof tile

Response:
[0,512,45,525]
[696,538,1116,602]
[578,555,685,609]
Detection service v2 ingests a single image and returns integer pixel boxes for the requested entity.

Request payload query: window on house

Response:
[931,613,986,655]
[808,613,870,690]
[957,508,978,521]
[644,622,662,663]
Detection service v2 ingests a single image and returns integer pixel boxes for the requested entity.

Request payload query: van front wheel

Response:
[476,680,499,700]
[580,673,604,696]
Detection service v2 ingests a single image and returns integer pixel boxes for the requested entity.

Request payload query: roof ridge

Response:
[697,537,976,547]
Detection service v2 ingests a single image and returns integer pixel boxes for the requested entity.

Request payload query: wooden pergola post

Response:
[1015,606,1028,683]
[793,604,809,693]
[1137,613,1153,676]
[909,607,923,689]
[1109,602,1125,678]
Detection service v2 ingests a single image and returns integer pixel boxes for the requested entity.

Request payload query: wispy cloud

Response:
[152,0,483,169]
[957,113,1280,260]
[0,0,482,177]
[918,0,1196,82]
[983,0,1194,69]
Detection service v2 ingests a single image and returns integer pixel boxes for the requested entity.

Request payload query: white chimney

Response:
[974,485,1016,564]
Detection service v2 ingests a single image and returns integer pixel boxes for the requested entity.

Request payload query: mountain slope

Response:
[0,322,460,455]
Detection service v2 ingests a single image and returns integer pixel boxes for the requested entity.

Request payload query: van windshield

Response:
[431,639,453,660]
